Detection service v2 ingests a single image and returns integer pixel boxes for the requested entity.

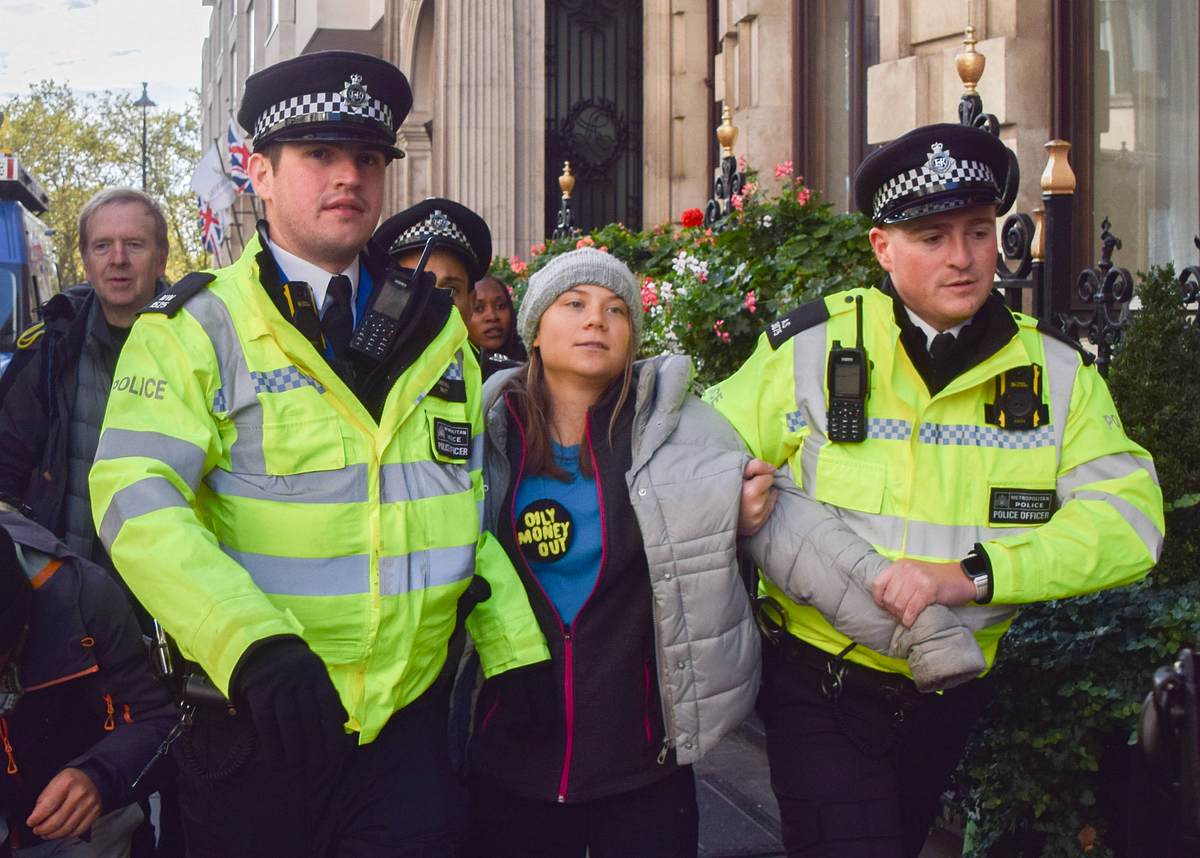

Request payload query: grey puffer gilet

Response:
[483,354,761,764]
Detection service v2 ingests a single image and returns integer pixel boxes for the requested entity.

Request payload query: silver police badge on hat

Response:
[342,73,370,114]
[924,142,957,177]
[430,210,452,232]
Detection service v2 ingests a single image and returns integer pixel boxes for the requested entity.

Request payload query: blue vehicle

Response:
[0,148,58,376]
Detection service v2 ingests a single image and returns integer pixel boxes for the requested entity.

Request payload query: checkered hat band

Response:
[873,159,996,220]
[389,214,478,265]
[254,91,394,141]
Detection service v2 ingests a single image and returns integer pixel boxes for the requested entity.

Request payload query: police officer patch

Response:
[989,488,1055,525]
[432,418,471,460]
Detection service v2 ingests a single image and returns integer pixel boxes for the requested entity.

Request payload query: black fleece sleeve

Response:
[0,346,49,506]
[64,566,176,811]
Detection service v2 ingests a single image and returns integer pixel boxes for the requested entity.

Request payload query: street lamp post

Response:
[133,82,156,192]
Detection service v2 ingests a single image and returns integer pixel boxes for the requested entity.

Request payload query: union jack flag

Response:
[227,118,255,195]
[197,197,226,254]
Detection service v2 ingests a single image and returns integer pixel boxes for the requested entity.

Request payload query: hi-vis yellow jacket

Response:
[89,236,548,743]
[707,285,1163,678]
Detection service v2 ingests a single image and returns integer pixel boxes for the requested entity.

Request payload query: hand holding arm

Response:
[869,559,976,628]
[737,458,778,536]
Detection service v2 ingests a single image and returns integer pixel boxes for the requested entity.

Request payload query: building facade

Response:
[199,0,1198,277]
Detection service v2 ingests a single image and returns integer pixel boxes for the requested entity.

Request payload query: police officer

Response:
[89,51,548,856]
[707,123,1164,857]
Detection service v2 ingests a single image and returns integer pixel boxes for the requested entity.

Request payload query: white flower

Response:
[759,214,773,228]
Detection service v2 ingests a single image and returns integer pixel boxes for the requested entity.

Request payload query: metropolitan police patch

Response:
[989,488,1055,525]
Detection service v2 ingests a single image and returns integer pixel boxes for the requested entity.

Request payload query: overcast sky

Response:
[0,0,211,111]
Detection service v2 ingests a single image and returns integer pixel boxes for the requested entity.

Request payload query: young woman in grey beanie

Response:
[464,247,774,857]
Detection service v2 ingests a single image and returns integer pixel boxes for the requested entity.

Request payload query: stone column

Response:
[383,0,435,218]
[644,0,713,227]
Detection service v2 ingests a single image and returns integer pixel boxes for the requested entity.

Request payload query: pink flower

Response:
[796,187,812,206]
[743,290,757,313]
[774,160,794,178]
[681,208,704,228]
[509,255,527,275]
[641,281,660,312]
[737,154,747,172]
[731,193,744,212]
[742,182,757,196]
[530,242,546,257]
[506,284,514,296]
[576,236,595,248]
[598,245,608,253]
[712,319,731,343]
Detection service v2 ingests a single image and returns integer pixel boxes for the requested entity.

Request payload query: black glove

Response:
[233,637,349,772]
[489,661,558,741]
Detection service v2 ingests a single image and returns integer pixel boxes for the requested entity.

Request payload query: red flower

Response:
[576,236,595,248]
[796,187,812,206]
[509,255,527,275]
[774,160,794,178]
[681,208,704,228]
[743,291,757,313]
[712,319,731,343]
[530,242,546,257]
[641,281,660,312]
[731,193,744,212]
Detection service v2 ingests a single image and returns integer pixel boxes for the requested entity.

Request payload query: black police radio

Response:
[349,237,434,362]
[826,295,869,443]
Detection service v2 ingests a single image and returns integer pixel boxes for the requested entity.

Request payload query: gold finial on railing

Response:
[559,161,575,200]
[1041,140,1077,195]
[716,106,738,158]
[955,26,986,94]
[1031,205,1046,262]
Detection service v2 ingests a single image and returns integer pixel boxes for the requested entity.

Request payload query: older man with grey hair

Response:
[0,187,168,601]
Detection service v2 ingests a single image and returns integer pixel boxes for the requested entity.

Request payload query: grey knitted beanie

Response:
[518,248,643,348]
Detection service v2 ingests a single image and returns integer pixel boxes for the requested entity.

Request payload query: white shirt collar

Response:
[266,238,359,310]
[904,306,967,351]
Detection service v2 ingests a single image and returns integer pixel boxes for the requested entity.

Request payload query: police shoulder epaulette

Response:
[1035,317,1095,366]
[15,321,46,349]
[764,298,832,350]
[138,272,216,317]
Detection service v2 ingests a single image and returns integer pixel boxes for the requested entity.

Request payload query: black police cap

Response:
[853,123,1014,225]
[375,198,493,283]
[237,50,412,159]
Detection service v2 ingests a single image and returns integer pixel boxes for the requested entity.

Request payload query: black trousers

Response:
[174,691,466,858]
[759,644,992,858]
[466,766,699,858]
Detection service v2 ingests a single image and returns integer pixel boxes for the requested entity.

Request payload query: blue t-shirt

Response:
[513,442,603,626]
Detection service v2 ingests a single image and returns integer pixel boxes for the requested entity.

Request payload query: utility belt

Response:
[754,595,926,713]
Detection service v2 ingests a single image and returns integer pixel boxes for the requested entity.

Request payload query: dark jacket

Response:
[0,510,175,851]
[0,286,94,534]
[470,372,670,803]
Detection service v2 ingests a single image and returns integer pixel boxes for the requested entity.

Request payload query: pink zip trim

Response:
[559,633,575,802]
[501,397,611,803]
[481,695,501,734]
[643,662,653,745]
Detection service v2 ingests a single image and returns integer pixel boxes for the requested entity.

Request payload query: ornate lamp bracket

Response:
[552,161,579,240]
[1178,236,1200,326]
[703,106,745,231]
[1057,217,1135,375]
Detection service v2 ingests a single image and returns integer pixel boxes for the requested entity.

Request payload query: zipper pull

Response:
[657,737,669,765]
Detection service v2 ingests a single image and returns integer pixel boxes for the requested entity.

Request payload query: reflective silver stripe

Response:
[380,462,472,503]
[222,547,370,596]
[185,290,266,473]
[95,428,208,491]
[99,476,189,549]
[1058,452,1159,499]
[1042,338,1079,460]
[838,508,1030,558]
[379,544,476,596]
[792,326,829,492]
[468,433,484,472]
[917,423,1054,449]
[205,463,369,504]
[1069,490,1164,556]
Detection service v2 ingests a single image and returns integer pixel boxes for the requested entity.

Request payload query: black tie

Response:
[929,331,955,365]
[322,275,354,358]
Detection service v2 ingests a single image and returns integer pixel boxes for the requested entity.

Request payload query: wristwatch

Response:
[960,547,992,603]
